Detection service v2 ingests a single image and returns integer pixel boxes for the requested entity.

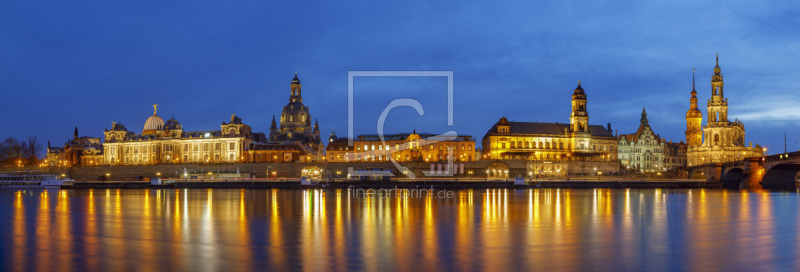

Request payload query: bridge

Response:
[687,150,800,189]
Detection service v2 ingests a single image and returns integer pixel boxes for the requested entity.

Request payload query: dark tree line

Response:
[0,136,44,167]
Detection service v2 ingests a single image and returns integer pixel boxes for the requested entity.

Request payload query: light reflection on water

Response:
[1,188,800,271]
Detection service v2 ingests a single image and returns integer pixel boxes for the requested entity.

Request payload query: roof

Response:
[353,133,473,142]
[619,122,661,143]
[486,121,614,138]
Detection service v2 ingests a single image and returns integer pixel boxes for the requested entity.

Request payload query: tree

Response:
[23,135,43,158]
[0,137,23,167]
[1,137,21,159]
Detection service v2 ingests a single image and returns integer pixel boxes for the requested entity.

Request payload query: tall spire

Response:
[640,107,649,126]
[73,126,78,139]
[692,67,696,91]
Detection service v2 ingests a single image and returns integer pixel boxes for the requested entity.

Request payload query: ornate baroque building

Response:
[482,82,618,176]
[266,73,324,160]
[101,105,255,165]
[686,55,763,165]
[617,108,665,172]
[46,127,103,167]
[47,73,326,166]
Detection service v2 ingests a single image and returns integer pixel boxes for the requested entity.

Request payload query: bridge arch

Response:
[722,168,744,181]
[722,167,745,188]
[688,169,706,180]
[761,163,800,190]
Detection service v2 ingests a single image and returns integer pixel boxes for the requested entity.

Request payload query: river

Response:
[1,188,799,271]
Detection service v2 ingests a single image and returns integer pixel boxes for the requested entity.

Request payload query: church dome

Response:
[164,117,182,130]
[572,81,587,99]
[143,115,165,132]
[685,108,702,118]
[143,105,165,134]
[574,82,585,95]
[281,102,310,126]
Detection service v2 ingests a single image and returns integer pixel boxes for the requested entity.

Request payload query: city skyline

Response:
[2,1,799,154]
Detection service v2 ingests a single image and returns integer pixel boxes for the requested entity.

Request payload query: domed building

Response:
[142,105,165,135]
[101,105,256,165]
[267,73,324,159]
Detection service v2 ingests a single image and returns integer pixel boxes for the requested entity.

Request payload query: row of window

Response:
[353,143,473,152]
[108,142,239,155]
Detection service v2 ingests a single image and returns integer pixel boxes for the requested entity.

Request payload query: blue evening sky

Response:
[1,1,799,153]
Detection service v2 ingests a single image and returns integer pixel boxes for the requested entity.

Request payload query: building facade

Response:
[664,140,687,170]
[47,127,104,167]
[46,73,327,166]
[326,131,477,162]
[686,55,763,165]
[102,106,255,165]
[482,82,618,176]
[268,73,325,160]
[617,108,665,172]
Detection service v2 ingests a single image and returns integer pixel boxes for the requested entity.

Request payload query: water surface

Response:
[1,188,799,271]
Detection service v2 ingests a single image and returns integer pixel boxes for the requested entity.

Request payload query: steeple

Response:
[711,53,724,96]
[73,126,78,139]
[708,54,728,123]
[640,107,649,126]
[313,119,319,132]
[270,115,277,129]
[329,128,337,142]
[290,72,302,102]
[692,67,697,96]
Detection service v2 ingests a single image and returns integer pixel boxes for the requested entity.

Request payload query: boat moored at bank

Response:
[0,173,72,189]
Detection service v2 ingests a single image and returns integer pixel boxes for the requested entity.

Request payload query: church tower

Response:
[640,107,649,126]
[685,69,703,147]
[570,81,589,133]
[290,72,302,103]
[707,54,728,124]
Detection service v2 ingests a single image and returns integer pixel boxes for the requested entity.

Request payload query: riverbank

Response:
[65,180,721,189]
